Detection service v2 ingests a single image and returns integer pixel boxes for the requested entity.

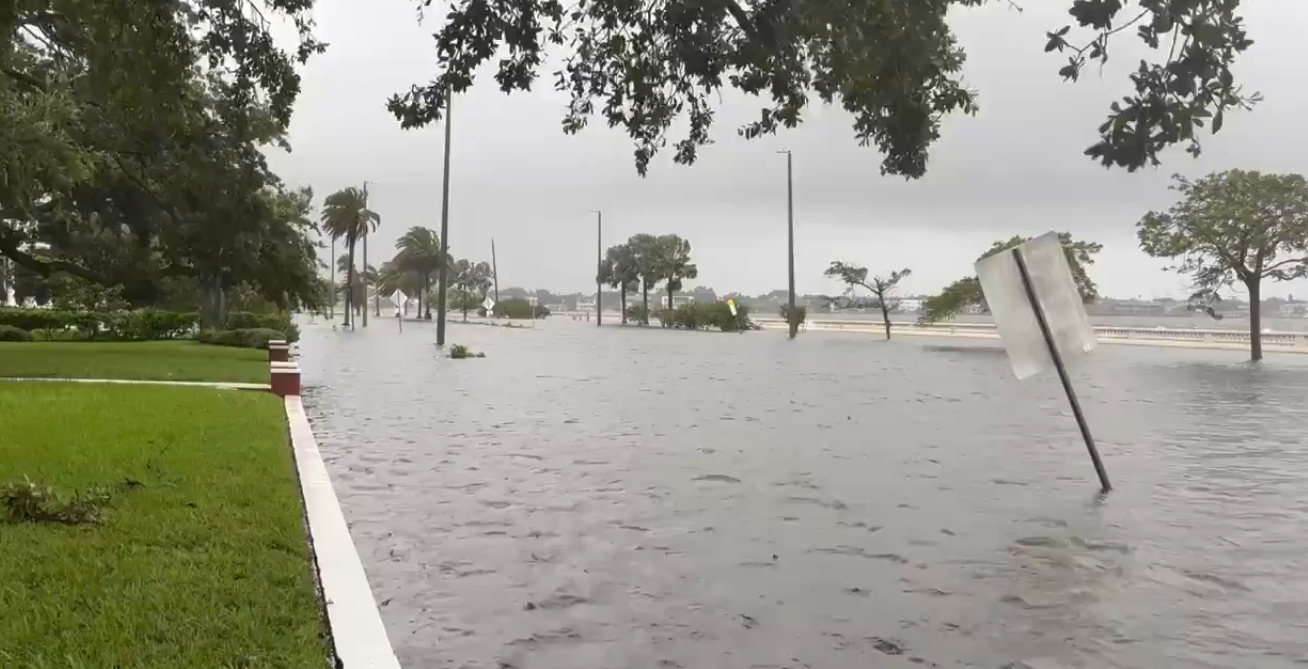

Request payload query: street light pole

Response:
[779,150,797,339]
[436,88,453,346]
[593,210,602,326]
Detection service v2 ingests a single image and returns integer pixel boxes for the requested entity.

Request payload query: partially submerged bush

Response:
[779,303,807,326]
[196,327,286,350]
[657,301,752,332]
[0,325,32,341]
[626,304,651,325]
[492,299,549,319]
[449,344,486,359]
[2,477,113,525]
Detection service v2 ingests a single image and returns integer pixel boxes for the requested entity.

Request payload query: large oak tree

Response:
[390,0,1255,176]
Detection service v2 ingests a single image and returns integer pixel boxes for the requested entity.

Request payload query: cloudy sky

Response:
[266,0,1308,300]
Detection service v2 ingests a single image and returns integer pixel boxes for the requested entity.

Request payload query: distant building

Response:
[897,298,923,313]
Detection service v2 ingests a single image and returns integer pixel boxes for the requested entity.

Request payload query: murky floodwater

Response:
[299,318,1308,669]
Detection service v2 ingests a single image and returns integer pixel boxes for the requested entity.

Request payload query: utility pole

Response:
[491,239,500,304]
[596,210,603,326]
[779,150,797,340]
[436,88,453,346]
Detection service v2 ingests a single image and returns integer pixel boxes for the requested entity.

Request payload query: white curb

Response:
[284,396,400,669]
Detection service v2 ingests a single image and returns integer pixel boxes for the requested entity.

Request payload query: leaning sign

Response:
[975,232,1111,491]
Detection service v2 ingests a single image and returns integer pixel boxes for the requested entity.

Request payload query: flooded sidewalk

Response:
[298,320,1308,669]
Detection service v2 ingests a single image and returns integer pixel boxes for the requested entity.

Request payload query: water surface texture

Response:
[299,319,1308,669]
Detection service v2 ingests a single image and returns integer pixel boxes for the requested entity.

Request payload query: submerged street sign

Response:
[482,296,495,312]
[975,231,1110,492]
[976,232,1097,381]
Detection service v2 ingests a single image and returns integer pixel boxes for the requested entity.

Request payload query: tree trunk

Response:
[362,235,369,327]
[1248,279,1262,362]
[329,238,335,319]
[881,304,892,340]
[199,272,226,330]
[424,273,432,319]
[667,278,674,310]
[620,290,628,324]
[344,241,355,328]
[642,283,649,324]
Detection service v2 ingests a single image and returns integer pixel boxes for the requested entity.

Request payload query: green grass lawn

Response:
[0,383,328,668]
[0,340,268,383]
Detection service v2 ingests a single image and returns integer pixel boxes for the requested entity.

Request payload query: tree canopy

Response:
[390,0,1255,176]
[1,0,328,324]
[1138,169,1308,360]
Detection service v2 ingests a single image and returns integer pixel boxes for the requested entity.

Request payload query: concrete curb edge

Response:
[284,396,401,669]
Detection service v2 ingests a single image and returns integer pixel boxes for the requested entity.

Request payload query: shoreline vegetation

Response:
[0,383,328,667]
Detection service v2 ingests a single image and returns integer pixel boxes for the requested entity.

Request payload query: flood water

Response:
[298,318,1308,669]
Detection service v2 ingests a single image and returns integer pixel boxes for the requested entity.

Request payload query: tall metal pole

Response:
[436,89,453,346]
[491,239,500,304]
[781,150,797,340]
[595,210,602,327]
[1011,247,1111,492]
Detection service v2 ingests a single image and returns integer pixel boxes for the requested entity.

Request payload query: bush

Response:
[0,325,33,342]
[225,311,299,343]
[196,328,286,350]
[626,304,651,325]
[449,344,485,359]
[493,299,549,320]
[780,303,807,326]
[0,308,71,332]
[0,307,199,341]
[657,301,752,332]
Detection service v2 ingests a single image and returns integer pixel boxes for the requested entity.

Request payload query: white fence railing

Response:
[750,318,1308,352]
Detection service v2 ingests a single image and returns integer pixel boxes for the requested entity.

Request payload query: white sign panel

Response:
[482,296,496,312]
[392,290,407,317]
[975,232,1097,380]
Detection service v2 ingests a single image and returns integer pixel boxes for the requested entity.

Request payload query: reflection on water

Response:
[299,320,1308,669]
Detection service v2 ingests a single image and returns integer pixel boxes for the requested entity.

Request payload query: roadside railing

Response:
[750,318,1308,351]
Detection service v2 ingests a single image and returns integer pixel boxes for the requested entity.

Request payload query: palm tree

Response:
[321,187,379,328]
[450,259,493,321]
[655,234,697,310]
[600,243,640,323]
[627,233,661,321]
[395,226,445,320]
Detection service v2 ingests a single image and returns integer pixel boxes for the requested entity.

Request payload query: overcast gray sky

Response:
[266,0,1308,300]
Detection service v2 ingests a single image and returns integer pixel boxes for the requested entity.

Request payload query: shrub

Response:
[0,308,71,332]
[114,308,198,340]
[449,344,486,359]
[626,304,651,324]
[0,308,199,341]
[0,325,33,341]
[493,299,548,320]
[780,303,807,326]
[657,301,752,332]
[225,311,299,343]
[196,327,286,350]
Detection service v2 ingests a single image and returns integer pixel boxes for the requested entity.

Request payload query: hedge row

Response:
[195,328,287,350]
[0,308,299,343]
[657,301,753,332]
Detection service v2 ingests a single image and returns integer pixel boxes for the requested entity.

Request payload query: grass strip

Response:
[0,383,328,668]
[0,341,268,384]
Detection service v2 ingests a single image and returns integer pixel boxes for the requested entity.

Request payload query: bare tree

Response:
[824,261,912,340]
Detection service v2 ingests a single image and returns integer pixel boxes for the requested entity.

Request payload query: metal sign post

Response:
[1011,247,1111,491]
[976,232,1110,492]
